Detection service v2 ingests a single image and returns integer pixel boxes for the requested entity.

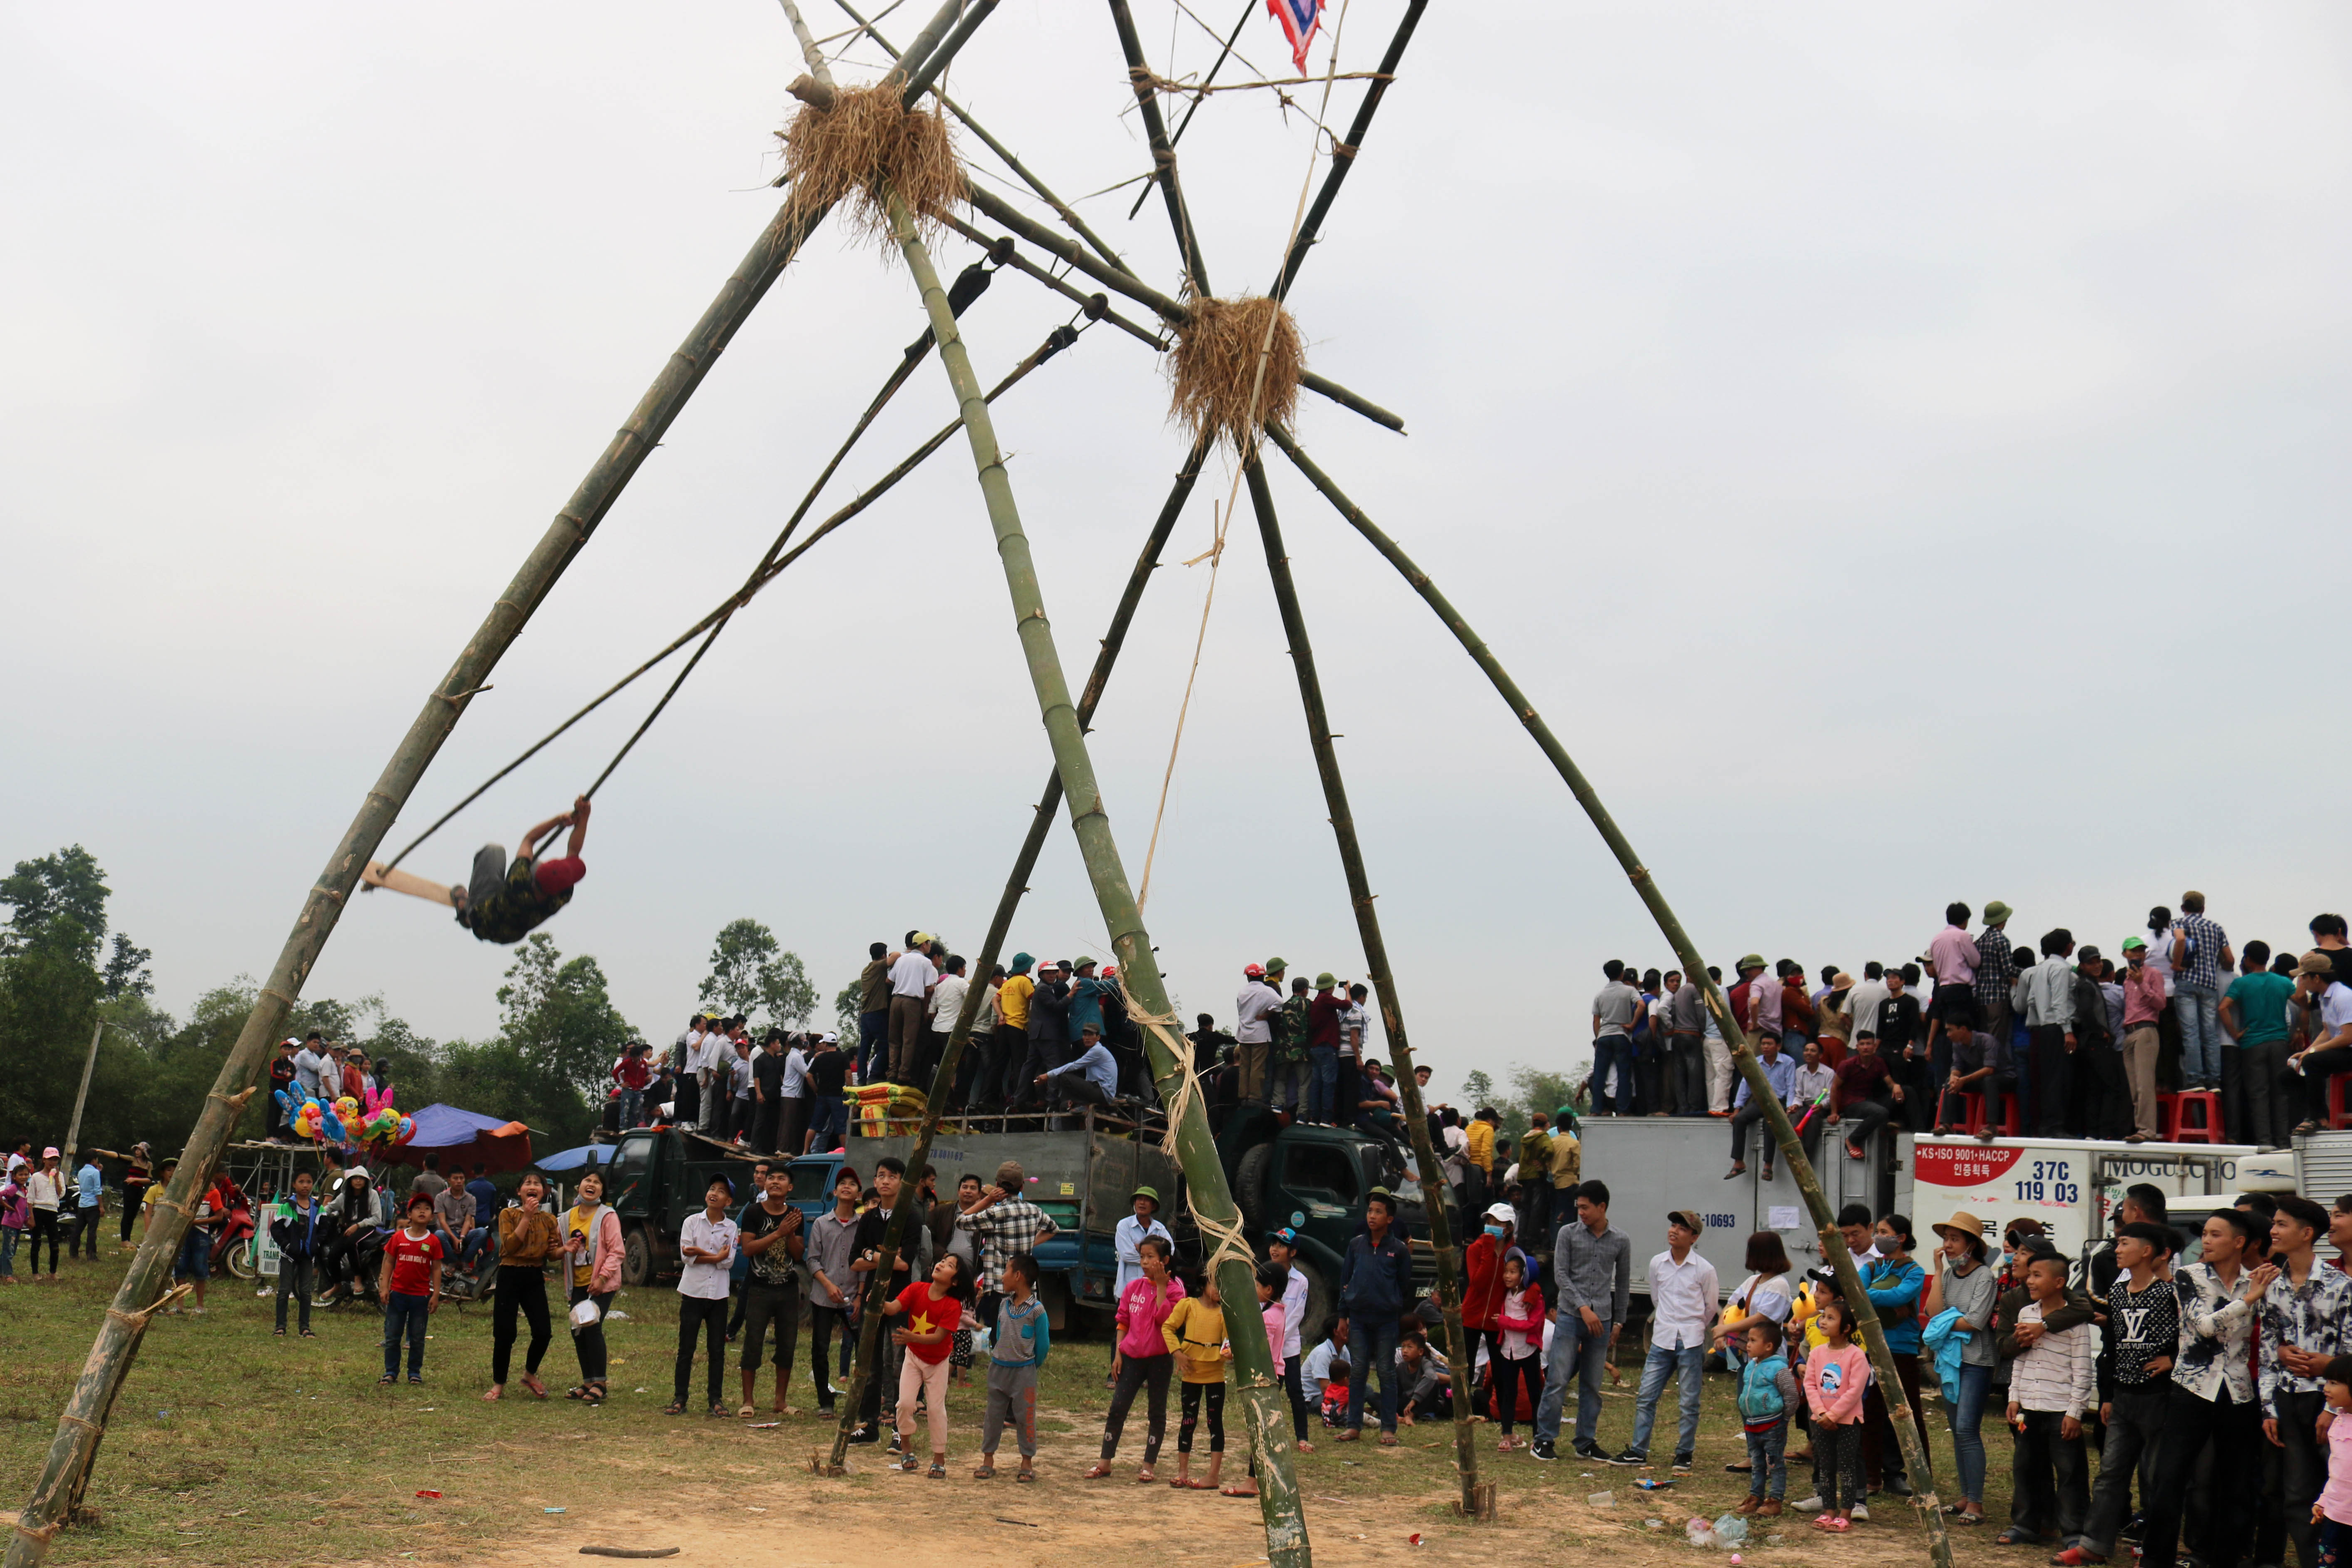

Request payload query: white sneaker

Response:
[1791,1496,1823,1512]
[1850,1505,1869,1521]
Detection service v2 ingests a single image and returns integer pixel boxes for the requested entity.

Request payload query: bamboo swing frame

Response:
[9,6,1955,1568]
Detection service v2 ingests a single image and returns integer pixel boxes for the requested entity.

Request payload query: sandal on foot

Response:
[378,1374,396,1386]
[928,1461,946,1479]
[900,1454,919,1472]
[973,1466,997,1480]
[566,1385,591,1401]
[1995,1528,2039,1546]
[1015,1469,1035,1483]
[1082,1463,1115,1480]
[663,1401,687,1415]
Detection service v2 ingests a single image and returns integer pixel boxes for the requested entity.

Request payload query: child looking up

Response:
[976,1252,1050,1482]
[1220,1261,1295,1499]
[883,1253,972,1477]
[377,1192,443,1386]
[1492,1252,1544,1452]
[1734,1319,1799,1516]
[1801,1295,1868,1531]
[1165,1272,1229,1492]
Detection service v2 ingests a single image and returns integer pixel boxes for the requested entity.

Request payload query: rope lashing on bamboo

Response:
[1115,977,1257,1283]
[1133,0,1354,912]
[778,74,966,247]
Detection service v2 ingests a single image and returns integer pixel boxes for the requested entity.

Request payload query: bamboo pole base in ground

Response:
[881,181,1311,1568]
[1266,422,1955,1568]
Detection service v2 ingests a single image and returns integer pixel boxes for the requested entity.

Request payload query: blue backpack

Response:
[1737,1350,1789,1424]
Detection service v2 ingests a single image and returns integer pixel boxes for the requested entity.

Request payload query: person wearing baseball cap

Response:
[1463,1200,1522,1396]
[1113,1184,1172,1297]
[1609,1210,1716,1471]
[1235,959,1283,1107]
[2291,953,2352,1135]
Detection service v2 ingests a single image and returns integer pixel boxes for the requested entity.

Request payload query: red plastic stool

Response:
[1959,1092,2020,1138]
[2167,1089,2223,1145]
[2330,1074,2352,1131]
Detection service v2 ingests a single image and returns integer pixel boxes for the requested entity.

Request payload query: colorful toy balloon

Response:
[318,1108,347,1143]
[395,1116,416,1146]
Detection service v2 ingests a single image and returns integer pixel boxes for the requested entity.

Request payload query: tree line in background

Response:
[0,846,821,1163]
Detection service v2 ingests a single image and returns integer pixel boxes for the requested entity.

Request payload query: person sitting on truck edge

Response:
[1115,1186,1172,1297]
[1036,1024,1119,1111]
[958,1159,1058,1334]
[1723,1031,1796,1181]
[452,795,589,945]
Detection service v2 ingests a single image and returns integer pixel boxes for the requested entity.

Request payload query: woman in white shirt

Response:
[25,1150,64,1280]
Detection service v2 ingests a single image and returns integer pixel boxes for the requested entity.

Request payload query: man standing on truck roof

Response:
[1532,1178,1629,1464]
[1591,960,1642,1118]
[1306,974,1347,1126]
[887,937,939,1087]
[959,1159,1058,1334]
[1235,962,1282,1107]
[855,942,892,1084]
[985,954,1036,1115]
[1115,1187,1172,1296]
[1972,902,2018,1078]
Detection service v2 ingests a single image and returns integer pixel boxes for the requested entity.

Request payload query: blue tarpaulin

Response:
[534,1143,616,1174]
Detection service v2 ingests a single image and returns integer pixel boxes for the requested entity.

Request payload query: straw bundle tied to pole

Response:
[779,75,966,246]
[1168,294,1302,453]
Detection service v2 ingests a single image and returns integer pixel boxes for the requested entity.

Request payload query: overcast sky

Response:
[6,2,2346,1098]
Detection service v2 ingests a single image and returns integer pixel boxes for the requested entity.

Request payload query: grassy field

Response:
[0,1255,2060,1567]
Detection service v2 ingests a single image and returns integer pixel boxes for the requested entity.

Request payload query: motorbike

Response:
[210,1180,259,1281]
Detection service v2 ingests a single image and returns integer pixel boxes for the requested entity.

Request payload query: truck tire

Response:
[1294,1257,1334,1347]
[621,1223,653,1288]
[1234,1143,1272,1235]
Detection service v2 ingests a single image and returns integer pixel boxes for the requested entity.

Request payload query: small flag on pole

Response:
[1267,0,1322,72]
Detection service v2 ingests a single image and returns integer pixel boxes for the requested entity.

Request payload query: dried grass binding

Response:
[778,77,967,246]
[1167,295,1304,454]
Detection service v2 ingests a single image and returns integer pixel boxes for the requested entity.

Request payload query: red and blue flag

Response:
[1267,0,1322,72]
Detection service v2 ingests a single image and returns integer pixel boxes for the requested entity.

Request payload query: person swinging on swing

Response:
[451,795,590,944]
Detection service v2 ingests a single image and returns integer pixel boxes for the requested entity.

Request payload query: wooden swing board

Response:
[361,862,456,907]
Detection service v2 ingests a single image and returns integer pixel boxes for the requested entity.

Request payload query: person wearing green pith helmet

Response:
[1114,1186,1172,1296]
[1306,972,1347,1124]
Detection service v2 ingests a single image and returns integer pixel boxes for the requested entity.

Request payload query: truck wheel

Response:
[621,1223,653,1288]
[1295,1258,1333,1347]
[1234,1143,1272,1234]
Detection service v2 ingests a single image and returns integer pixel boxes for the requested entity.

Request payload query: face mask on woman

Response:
[1484,1224,1504,1240]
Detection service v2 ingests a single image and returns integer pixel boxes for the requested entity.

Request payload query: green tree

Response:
[697,918,817,1031]
[1461,1069,1497,1109]
[496,933,635,1098]
[1509,1064,1586,1128]
[0,846,110,958]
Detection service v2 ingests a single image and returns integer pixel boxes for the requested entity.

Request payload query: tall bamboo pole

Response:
[879,186,1312,1566]
[60,1019,104,1174]
[1266,424,1955,1568]
[1272,0,1426,303]
[822,432,1207,1470]
[0,55,893,1568]
[1242,456,1485,1516]
[831,0,1139,281]
[1107,0,1210,292]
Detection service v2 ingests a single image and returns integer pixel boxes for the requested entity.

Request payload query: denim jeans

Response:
[383,1290,430,1378]
[2176,985,2221,1088]
[1306,1047,1337,1123]
[1746,1419,1788,1500]
[1629,1342,1705,1457]
[1948,1360,1991,1504]
[1593,1034,1634,1113]
[1345,1315,1401,1434]
[618,1087,643,1128]
[1535,1308,1610,1448]
[0,1225,16,1276]
[458,1225,491,1270]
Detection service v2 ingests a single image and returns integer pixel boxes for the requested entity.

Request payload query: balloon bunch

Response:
[358,1107,416,1148]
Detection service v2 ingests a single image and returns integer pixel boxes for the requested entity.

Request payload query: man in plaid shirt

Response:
[2259,1194,2346,1568]
[958,1158,1058,1331]
[1972,901,2018,1071]
[2171,892,2235,1091]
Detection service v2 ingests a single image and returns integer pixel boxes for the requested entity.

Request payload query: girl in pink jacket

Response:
[1800,1295,1870,1530]
[1088,1236,1184,1481]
